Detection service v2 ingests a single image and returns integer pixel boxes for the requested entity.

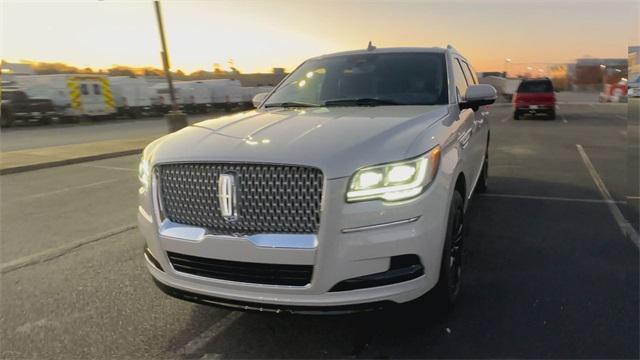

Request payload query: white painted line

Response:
[80,164,137,172]
[576,144,639,247]
[479,193,625,204]
[616,115,627,121]
[561,114,568,124]
[500,114,511,123]
[13,178,122,202]
[0,224,137,273]
[176,311,243,356]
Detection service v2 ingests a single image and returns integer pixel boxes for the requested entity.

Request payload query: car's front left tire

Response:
[430,190,465,309]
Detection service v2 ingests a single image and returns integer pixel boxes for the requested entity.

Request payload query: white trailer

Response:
[175,81,212,113]
[15,74,117,118]
[151,83,194,112]
[189,79,243,110]
[108,76,154,117]
[502,78,522,100]
[478,76,521,100]
[239,86,273,108]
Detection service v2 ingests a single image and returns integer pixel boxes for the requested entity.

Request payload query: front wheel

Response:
[1,108,15,128]
[513,111,520,120]
[547,110,556,120]
[431,191,465,309]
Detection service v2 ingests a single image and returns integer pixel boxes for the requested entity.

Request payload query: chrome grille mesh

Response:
[157,163,323,234]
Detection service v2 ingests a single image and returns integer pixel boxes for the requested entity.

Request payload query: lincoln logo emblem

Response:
[218,173,238,221]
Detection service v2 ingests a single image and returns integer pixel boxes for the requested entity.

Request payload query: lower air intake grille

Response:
[167,252,313,286]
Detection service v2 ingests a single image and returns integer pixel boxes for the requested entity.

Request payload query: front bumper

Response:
[138,175,450,310]
[514,104,555,113]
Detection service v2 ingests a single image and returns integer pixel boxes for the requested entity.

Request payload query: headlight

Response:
[346,145,441,202]
[138,158,151,189]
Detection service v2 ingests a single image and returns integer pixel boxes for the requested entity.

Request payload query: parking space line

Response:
[576,144,639,247]
[80,164,137,172]
[561,114,568,124]
[176,311,243,356]
[12,178,122,202]
[479,193,624,204]
[500,114,511,123]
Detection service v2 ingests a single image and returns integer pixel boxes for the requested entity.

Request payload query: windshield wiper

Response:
[323,98,402,107]
[264,101,319,108]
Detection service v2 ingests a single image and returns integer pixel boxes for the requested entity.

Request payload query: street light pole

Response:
[504,58,512,77]
[154,0,187,132]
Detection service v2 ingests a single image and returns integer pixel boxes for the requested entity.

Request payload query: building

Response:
[569,58,627,91]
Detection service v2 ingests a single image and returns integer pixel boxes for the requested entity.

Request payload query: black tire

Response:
[547,110,556,120]
[39,117,52,126]
[513,111,520,120]
[431,191,465,309]
[476,148,489,194]
[1,108,15,128]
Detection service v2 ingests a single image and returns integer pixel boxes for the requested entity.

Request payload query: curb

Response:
[0,148,143,175]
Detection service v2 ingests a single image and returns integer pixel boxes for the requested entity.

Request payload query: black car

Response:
[1,90,59,127]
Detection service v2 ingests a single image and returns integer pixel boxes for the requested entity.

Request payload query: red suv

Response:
[513,78,556,120]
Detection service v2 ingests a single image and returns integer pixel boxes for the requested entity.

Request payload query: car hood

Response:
[148,106,447,178]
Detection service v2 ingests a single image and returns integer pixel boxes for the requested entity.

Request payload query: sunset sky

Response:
[2,0,638,74]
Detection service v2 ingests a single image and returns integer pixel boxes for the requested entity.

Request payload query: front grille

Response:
[157,163,324,235]
[167,252,313,286]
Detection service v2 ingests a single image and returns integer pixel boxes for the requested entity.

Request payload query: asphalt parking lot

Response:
[1,101,638,359]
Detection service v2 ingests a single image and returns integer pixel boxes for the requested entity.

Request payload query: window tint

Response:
[452,59,469,100]
[2,91,27,101]
[93,84,101,95]
[462,61,478,84]
[265,53,449,106]
[518,80,554,93]
[80,84,89,95]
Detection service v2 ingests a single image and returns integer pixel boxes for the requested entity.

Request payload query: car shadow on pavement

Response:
[174,177,638,359]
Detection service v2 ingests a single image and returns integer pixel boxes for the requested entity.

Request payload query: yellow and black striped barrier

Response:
[66,78,82,111]
[99,77,115,109]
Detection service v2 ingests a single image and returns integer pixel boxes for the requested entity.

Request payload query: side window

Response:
[93,84,102,95]
[80,84,89,95]
[461,60,477,84]
[452,59,469,100]
[15,91,28,100]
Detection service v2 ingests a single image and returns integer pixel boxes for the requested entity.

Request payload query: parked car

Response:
[138,45,497,314]
[513,78,556,120]
[1,89,58,127]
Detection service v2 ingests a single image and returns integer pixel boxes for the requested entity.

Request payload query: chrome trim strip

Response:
[341,216,420,234]
[158,219,318,249]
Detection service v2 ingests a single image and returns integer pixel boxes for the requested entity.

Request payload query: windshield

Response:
[518,80,554,93]
[264,52,448,107]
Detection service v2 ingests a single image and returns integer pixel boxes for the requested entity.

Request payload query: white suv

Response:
[138,46,497,314]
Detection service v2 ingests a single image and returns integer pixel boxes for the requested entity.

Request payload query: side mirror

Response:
[460,84,497,110]
[252,92,269,108]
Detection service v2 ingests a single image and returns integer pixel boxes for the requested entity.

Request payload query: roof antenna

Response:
[367,41,376,51]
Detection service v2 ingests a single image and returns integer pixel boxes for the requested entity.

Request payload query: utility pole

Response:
[154,0,187,132]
